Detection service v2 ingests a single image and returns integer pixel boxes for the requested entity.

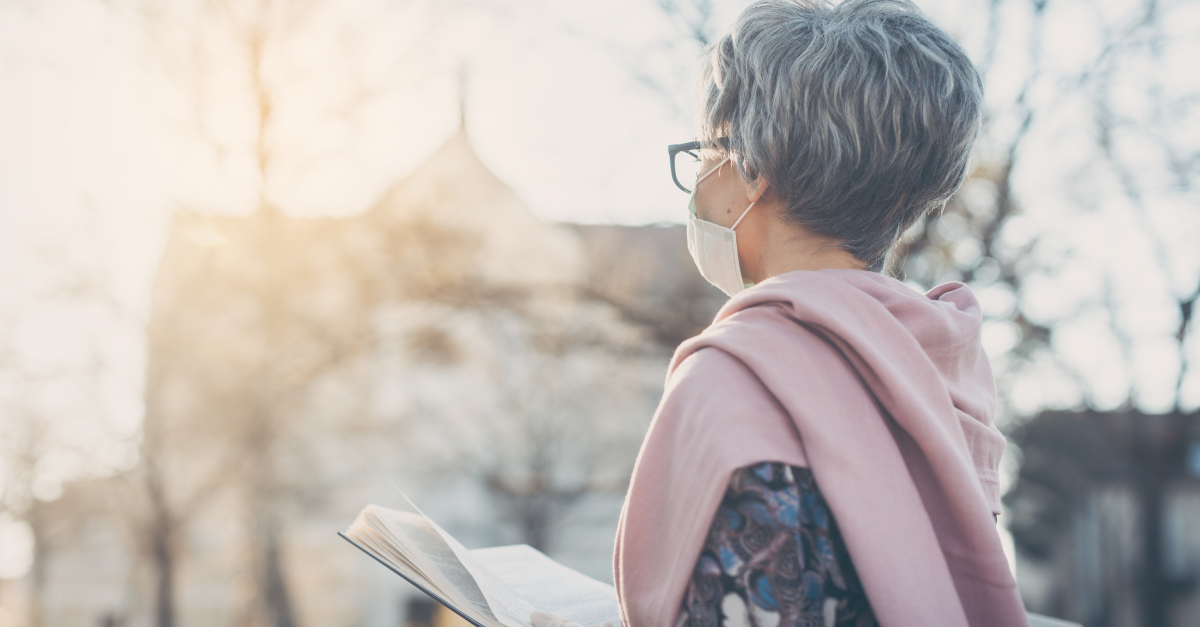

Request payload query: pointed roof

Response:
[370,129,583,289]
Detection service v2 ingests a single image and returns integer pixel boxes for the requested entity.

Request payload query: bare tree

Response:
[0,388,55,627]
[1077,1,1200,621]
[891,0,1200,624]
[483,309,657,552]
[0,326,122,626]
[0,199,142,626]
[109,0,446,624]
[402,289,661,553]
[136,210,393,627]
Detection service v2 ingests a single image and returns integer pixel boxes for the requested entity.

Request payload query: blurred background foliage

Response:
[0,0,1198,626]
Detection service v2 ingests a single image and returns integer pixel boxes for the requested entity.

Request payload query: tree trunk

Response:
[258,514,297,627]
[28,499,47,627]
[1137,417,1167,627]
[515,493,552,554]
[151,506,176,627]
[142,413,178,627]
[1139,477,1165,627]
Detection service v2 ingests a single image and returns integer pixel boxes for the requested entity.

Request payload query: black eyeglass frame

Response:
[667,137,729,194]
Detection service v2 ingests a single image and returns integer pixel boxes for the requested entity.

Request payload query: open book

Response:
[341,503,621,627]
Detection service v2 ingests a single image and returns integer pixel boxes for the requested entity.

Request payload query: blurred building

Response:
[0,578,28,627]
[1008,409,1200,627]
[30,127,723,627]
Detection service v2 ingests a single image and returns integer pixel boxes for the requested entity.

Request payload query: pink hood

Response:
[613,269,1026,627]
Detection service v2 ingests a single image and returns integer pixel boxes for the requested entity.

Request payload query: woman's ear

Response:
[745,175,770,203]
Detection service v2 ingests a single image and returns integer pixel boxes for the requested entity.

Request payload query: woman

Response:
[536,0,1025,625]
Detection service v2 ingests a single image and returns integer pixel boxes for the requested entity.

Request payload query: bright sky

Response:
[1,0,1198,579]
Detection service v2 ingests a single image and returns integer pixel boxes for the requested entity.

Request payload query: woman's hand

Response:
[529,610,613,627]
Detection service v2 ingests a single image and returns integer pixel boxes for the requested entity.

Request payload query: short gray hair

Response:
[698,0,983,273]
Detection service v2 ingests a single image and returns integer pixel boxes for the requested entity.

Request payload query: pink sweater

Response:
[613,269,1026,627]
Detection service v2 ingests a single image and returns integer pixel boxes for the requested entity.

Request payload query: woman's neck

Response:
[739,199,867,283]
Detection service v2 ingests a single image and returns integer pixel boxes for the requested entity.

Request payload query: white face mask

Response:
[686,156,757,297]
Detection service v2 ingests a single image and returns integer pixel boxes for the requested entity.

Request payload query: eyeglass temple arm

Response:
[668,141,704,155]
[668,138,728,193]
[668,142,708,193]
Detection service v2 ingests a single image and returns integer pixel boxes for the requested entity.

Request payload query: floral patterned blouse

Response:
[677,463,878,627]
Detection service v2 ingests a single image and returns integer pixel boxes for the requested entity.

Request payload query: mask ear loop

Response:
[701,156,756,231]
[696,156,730,185]
[730,201,756,231]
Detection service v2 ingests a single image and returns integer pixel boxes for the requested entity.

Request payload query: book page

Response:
[345,523,430,588]
[370,507,499,625]
[377,489,536,627]
[426,522,540,627]
[471,545,621,627]
[347,499,619,627]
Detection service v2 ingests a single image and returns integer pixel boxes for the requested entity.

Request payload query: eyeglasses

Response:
[667,138,728,194]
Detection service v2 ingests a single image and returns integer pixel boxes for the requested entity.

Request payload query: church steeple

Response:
[457,64,469,134]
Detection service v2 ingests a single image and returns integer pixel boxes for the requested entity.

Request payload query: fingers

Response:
[530,611,582,627]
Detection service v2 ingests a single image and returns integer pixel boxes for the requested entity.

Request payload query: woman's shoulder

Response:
[649,344,809,482]
[669,345,758,394]
[664,346,791,427]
